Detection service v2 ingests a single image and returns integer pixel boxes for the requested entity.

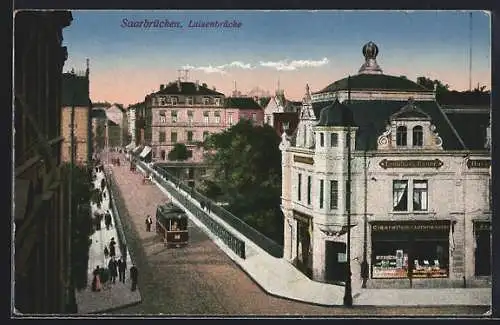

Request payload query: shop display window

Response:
[371,230,449,279]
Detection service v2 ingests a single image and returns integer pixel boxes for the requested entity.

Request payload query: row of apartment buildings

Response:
[128,80,265,163]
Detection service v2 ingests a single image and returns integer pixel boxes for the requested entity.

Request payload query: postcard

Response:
[12,9,492,317]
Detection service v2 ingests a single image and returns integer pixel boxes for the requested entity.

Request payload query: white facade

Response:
[280,42,491,290]
[127,106,136,145]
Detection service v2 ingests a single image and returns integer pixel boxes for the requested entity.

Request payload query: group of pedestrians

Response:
[91,236,139,292]
[200,201,212,214]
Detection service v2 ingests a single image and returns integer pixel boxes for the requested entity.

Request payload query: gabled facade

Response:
[225,97,265,126]
[280,42,491,290]
[263,89,302,127]
[105,104,127,148]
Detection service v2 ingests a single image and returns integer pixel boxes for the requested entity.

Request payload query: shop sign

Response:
[371,223,449,232]
[466,159,490,169]
[294,155,314,165]
[379,159,444,169]
[475,221,491,232]
[293,210,312,224]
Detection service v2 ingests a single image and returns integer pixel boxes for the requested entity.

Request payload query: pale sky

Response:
[61,10,491,106]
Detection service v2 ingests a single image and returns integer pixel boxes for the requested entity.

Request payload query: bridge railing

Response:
[136,160,246,259]
[148,163,283,258]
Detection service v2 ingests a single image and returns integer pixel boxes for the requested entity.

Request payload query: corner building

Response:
[280,42,491,289]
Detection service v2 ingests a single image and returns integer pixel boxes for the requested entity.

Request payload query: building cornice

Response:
[311,90,435,103]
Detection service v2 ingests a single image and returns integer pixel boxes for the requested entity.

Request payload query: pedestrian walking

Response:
[104,246,109,259]
[108,258,118,284]
[109,237,117,258]
[118,257,127,283]
[207,201,211,214]
[130,265,138,291]
[145,215,153,232]
[91,266,102,292]
[200,201,205,210]
[105,211,112,230]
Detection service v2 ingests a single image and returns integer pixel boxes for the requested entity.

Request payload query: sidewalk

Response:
[74,169,142,314]
[139,161,492,307]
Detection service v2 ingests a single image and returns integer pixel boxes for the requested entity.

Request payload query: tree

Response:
[201,119,284,243]
[416,76,450,95]
[61,162,102,290]
[168,143,189,161]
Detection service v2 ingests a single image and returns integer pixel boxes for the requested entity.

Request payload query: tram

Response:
[155,202,189,247]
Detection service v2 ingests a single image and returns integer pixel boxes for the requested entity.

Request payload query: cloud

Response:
[181,61,254,74]
[259,57,329,71]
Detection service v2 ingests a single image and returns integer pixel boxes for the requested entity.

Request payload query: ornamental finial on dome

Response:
[359,41,383,75]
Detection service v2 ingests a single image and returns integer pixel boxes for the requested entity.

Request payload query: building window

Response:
[203,131,209,141]
[203,97,210,105]
[214,98,221,106]
[413,180,428,211]
[203,111,209,124]
[159,97,166,106]
[186,97,193,105]
[171,97,178,105]
[159,131,166,143]
[330,180,338,209]
[171,111,178,123]
[413,126,423,147]
[396,126,407,146]
[187,110,194,124]
[319,179,324,209]
[371,222,450,279]
[266,116,271,125]
[307,175,312,205]
[187,131,193,143]
[252,113,257,122]
[171,132,177,143]
[393,180,408,211]
[228,113,234,125]
[297,173,302,201]
[320,133,324,147]
[214,111,221,124]
[330,133,338,147]
[159,111,166,123]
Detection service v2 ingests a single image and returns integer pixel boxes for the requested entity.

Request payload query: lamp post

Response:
[361,137,369,288]
[343,76,353,307]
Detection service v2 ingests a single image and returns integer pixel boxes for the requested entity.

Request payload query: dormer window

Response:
[171,97,178,106]
[413,126,423,147]
[396,126,407,146]
[203,97,210,105]
[186,97,193,105]
[214,98,221,106]
[159,97,165,106]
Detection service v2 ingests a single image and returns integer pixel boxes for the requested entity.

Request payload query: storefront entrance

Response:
[293,211,312,278]
[325,241,347,283]
[474,221,491,276]
[371,221,450,280]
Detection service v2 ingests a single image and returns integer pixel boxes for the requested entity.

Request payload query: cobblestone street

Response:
[106,153,489,316]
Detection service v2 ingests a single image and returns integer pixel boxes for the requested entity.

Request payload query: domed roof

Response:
[314,42,430,94]
[315,74,429,94]
[317,99,355,127]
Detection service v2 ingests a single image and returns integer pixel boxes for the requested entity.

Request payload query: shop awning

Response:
[140,146,152,158]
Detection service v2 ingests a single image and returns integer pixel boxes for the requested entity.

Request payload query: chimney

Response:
[160,84,165,91]
[177,79,181,92]
[195,80,200,91]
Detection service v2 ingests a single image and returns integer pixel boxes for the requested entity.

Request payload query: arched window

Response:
[413,125,423,147]
[396,126,407,146]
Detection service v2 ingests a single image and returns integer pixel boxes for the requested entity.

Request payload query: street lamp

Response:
[343,76,353,307]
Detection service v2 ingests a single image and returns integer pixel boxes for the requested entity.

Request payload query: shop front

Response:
[370,221,450,281]
[474,221,491,277]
